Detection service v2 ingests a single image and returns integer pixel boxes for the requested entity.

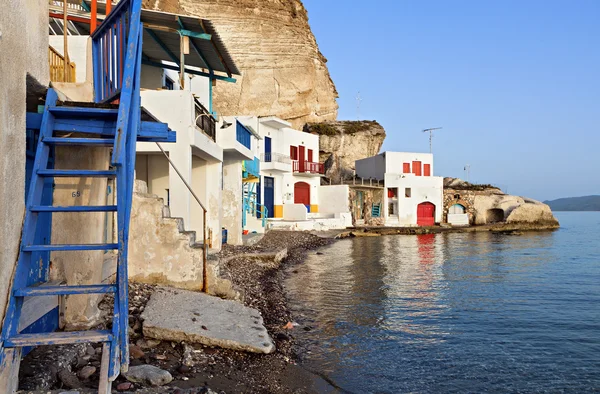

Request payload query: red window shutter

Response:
[412,161,422,176]
[290,146,297,160]
[308,149,313,162]
[403,163,410,173]
[424,164,431,176]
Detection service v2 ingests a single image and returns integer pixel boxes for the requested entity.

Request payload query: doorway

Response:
[294,181,310,211]
[417,202,435,226]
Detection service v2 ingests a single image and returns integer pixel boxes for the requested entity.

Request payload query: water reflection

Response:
[286,215,600,393]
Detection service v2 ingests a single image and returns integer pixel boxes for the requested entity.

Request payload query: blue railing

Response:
[242,184,268,228]
[243,156,260,180]
[91,0,136,103]
[236,120,252,149]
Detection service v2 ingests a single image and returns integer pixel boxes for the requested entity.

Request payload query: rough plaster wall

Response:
[129,193,204,290]
[0,0,49,331]
[50,147,110,329]
[222,160,242,245]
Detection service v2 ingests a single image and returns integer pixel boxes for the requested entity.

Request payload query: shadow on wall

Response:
[486,208,505,223]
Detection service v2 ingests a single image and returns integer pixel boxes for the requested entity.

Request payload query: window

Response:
[164,76,174,90]
[403,163,410,173]
[387,188,397,198]
[424,164,431,176]
[308,149,313,162]
[405,188,412,198]
[290,146,298,160]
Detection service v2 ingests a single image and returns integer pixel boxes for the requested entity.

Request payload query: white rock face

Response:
[472,194,558,226]
[144,0,339,129]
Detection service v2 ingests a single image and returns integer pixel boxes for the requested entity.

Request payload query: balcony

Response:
[194,98,216,142]
[261,152,292,172]
[292,160,324,176]
[217,119,254,161]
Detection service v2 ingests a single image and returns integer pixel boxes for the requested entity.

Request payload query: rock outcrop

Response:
[443,177,559,227]
[143,0,338,129]
[304,120,386,181]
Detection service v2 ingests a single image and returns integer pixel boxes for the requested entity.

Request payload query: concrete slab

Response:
[141,288,275,354]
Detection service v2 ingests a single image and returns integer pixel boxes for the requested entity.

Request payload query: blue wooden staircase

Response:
[0,0,174,390]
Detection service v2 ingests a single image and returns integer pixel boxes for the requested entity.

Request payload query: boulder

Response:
[124,364,173,386]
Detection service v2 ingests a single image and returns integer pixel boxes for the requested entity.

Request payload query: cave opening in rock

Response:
[486,208,505,223]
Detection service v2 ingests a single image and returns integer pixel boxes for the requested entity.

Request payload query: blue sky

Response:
[302,0,599,201]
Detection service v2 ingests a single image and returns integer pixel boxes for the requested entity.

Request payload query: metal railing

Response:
[48,46,76,82]
[261,152,291,164]
[242,188,268,228]
[155,143,209,291]
[194,98,216,141]
[292,160,324,174]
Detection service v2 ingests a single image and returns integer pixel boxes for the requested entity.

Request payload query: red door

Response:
[308,149,313,162]
[417,202,435,226]
[424,164,431,176]
[298,146,306,172]
[294,182,310,211]
[412,161,422,176]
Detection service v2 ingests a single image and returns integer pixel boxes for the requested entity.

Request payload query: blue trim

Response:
[179,30,211,40]
[22,244,119,252]
[37,169,117,178]
[14,285,117,297]
[30,205,118,212]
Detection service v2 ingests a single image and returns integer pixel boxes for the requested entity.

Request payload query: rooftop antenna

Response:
[464,164,471,182]
[356,91,362,120]
[422,127,442,153]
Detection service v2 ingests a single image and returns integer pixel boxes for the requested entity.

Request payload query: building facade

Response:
[355,152,443,226]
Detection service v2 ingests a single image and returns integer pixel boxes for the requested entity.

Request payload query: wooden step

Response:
[48,106,119,119]
[37,169,117,178]
[4,330,112,347]
[23,243,119,252]
[43,137,114,146]
[30,205,118,213]
[14,284,117,297]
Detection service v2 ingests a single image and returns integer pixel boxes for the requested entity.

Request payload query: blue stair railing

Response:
[0,0,144,390]
[242,183,268,228]
[372,203,381,218]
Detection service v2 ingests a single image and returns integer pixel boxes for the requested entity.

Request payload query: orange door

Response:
[412,161,422,176]
[294,182,311,211]
[417,202,435,226]
[424,164,431,176]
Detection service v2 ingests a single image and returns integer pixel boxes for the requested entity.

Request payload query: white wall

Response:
[384,152,434,175]
[319,185,350,214]
[383,173,444,226]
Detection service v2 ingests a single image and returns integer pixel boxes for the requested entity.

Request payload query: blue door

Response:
[263,176,275,218]
[264,136,272,162]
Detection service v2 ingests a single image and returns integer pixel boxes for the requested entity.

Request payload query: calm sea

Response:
[285,212,600,393]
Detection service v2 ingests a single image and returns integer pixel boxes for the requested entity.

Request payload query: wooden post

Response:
[63,0,69,82]
[90,0,97,33]
[179,34,185,88]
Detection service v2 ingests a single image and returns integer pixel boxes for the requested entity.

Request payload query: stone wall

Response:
[144,0,339,129]
[443,189,476,224]
[349,186,384,226]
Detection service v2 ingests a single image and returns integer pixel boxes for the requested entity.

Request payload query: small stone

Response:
[129,344,145,359]
[95,347,103,355]
[145,339,161,348]
[116,381,134,391]
[59,391,80,394]
[178,365,191,374]
[275,333,289,341]
[182,343,194,367]
[58,368,81,389]
[201,325,208,330]
[303,326,312,331]
[78,365,96,380]
[316,252,324,255]
[124,364,173,386]
[86,345,95,356]
[153,354,167,360]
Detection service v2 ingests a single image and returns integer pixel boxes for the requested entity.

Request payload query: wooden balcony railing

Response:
[292,160,324,174]
[49,46,76,82]
[194,98,216,142]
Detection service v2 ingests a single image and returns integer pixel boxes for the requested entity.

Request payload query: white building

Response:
[355,152,443,226]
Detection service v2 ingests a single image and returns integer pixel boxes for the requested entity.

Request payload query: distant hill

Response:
[544,195,600,211]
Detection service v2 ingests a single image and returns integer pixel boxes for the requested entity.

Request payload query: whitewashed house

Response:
[355,152,443,226]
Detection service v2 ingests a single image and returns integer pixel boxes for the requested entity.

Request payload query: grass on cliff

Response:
[306,120,381,136]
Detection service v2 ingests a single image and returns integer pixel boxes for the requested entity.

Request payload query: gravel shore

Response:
[19,231,335,393]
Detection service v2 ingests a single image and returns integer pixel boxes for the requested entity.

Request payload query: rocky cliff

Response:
[443,178,559,227]
[304,120,386,181]
[143,0,338,129]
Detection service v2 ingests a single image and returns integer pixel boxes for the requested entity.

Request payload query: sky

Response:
[302,0,600,201]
